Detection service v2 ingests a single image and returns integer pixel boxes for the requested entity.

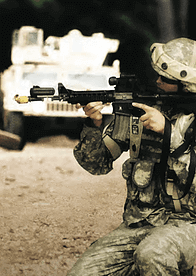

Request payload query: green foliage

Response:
[27,0,53,9]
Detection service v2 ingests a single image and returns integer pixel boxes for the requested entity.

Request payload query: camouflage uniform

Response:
[68,37,196,275]
[67,108,196,276]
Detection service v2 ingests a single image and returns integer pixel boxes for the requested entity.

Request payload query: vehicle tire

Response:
[4,111,26,150]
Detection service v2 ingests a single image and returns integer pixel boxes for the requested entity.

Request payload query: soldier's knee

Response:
[133,238,169,268]
[134,237,180,274]
[134,242,154,266]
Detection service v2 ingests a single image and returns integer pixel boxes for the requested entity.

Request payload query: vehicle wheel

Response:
[4,111,26,150]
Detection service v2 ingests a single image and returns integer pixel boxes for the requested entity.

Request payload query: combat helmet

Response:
[150,37,196,92]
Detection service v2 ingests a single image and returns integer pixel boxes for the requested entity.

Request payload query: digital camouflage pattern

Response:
[67,220,196,275]
[151,38,196,92]
[73,123,114,175]
[70,111,196,275]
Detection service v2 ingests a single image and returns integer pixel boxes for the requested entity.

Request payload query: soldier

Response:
[67,38,196,275]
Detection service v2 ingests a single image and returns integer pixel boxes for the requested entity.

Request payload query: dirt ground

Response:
[0,135,129,276]
[1,134,196,276]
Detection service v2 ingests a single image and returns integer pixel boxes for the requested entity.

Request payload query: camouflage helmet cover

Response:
[150,38,196,92]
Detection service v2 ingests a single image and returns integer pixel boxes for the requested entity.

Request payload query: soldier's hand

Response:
[76,102,104,127]
[132,102,165,134]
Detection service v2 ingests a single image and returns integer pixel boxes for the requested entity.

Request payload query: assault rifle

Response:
[15,74,196,116]
[14,74,196,160]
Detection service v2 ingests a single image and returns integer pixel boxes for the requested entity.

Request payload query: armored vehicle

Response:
[1,26,120,148]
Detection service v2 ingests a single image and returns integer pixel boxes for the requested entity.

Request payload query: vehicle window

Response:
[12,31,19,45]
[26,32,38,45]
[22,72,57,85]
[67,74,107,88]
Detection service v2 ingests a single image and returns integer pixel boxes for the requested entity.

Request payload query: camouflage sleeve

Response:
[73,118,129,175]
[170,113,195,152]
[73,119,114,175]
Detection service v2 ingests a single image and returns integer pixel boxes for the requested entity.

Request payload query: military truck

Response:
[1,26,120,148]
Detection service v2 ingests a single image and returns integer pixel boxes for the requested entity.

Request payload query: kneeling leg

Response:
[134,222,196,276]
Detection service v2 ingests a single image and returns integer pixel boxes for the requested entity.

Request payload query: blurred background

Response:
[1,3,196,275]
[0,0,195,149]
[0,0,194,81]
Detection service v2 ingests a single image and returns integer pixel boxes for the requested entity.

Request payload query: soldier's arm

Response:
[80,102,103,127]
[73,118,114,175]
[73,103,129,175]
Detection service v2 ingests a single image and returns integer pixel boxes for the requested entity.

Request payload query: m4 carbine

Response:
[15,74,196,160]
[15,74,196,117]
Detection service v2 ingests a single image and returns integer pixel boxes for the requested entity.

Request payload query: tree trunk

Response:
[156,0,189,42]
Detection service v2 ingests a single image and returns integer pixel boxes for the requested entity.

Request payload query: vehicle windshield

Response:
[22,72,57,84]
[22,72,57,86]
[67,74,108,88]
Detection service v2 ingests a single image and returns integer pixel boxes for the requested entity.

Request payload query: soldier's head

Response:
[150,37,196,93]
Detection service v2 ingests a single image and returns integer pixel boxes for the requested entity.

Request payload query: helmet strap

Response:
[177,82,184,93]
